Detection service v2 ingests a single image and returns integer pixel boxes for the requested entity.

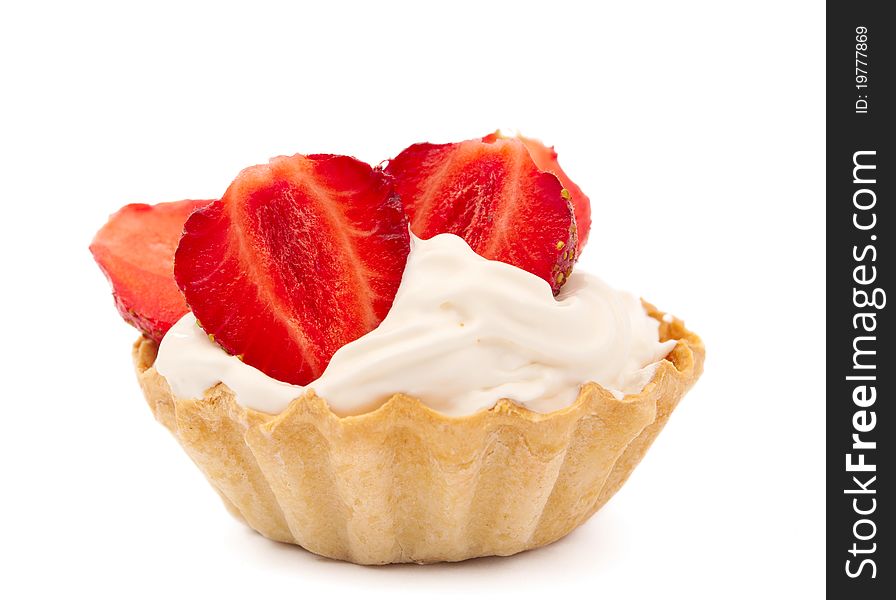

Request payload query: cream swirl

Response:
[156,233,676,416]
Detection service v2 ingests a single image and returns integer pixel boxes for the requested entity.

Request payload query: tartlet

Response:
[134,302,703,564]
[93,134,706,565]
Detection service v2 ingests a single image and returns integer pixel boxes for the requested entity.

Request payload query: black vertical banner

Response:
[827,2,893,596]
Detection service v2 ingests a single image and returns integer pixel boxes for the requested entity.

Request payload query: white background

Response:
[1,1,824,598]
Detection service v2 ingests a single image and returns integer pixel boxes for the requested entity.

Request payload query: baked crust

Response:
[133,302,704,564]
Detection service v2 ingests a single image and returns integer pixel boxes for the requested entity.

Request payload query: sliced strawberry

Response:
[175,154,409,386]
[484,131,592,254]
[90,199,213,342]
[387,136,576,293]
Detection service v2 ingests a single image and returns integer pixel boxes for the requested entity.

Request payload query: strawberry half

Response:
[387,135,577,293]
[484,131,592,254]
[90,199,213,342]
[175,154,409,386]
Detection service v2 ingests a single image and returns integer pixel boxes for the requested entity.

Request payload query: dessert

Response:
[92,133,704,564]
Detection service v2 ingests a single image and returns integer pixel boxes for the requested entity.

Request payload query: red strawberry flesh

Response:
[90,199,213,342]
[387,136,576,293]
[175,154,409,386]
[485,131,592,254]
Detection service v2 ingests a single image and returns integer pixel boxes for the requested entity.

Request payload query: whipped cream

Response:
[156,234,676,416]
